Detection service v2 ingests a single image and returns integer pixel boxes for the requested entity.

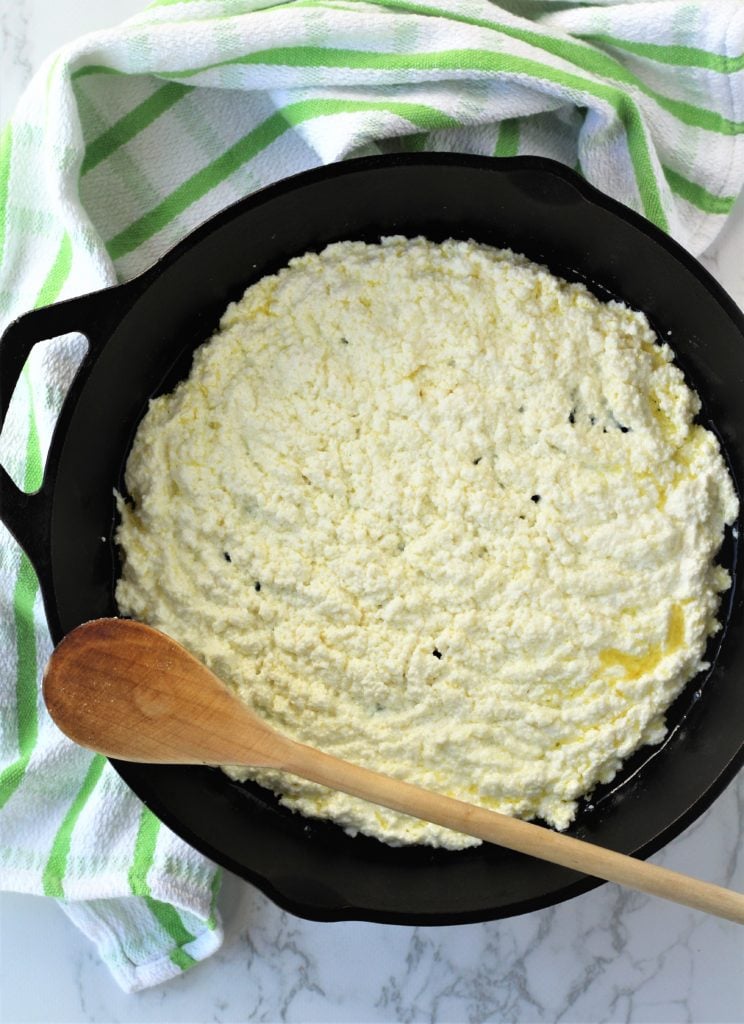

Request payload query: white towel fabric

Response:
[1,0,743,993]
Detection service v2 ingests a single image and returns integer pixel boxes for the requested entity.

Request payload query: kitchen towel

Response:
[1,0,743,994]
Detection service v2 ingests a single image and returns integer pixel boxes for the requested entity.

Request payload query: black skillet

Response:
[1,154,743,923]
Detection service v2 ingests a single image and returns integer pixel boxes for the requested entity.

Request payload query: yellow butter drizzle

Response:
[599,604,685,681]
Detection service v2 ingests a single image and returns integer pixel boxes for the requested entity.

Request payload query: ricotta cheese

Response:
[115,237,738,849]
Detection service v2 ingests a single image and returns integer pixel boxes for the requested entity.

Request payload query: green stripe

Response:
[144,897,197,946]
[81,83,195,176]
[0,123,12,269]
[119,44,669,226]
[0,555,41,809]
[35,233,73,308]
[0,370,44,811]
[74,4,744,136]
[372,0,744,134]
[128,807,161,895]
[129,806,200,970]
[0,233,74,808]
[630,78,743,136]
[145,895,197,970]
[21,377,43,491]
[400,131,428,152]
[206,868,221,930]
[663,166,736,216]
[348,50,665,226]
[581,34,744,74]
[106,110,285,259]
[166,43,591,78]
[284,0,744,137]
[494,117,520,157]
[169,945,197,970]
[71,65,125,81]
[42,755,106,897]
[106,97,458,260]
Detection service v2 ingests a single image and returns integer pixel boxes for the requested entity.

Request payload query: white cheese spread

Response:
[115,237,738,849]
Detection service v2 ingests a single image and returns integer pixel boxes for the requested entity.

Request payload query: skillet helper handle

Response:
[0,285,134,567]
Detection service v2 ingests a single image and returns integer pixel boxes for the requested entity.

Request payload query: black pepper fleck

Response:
[432,649,442,659]
[223,552,231,562]
[340,336,349,344]
[473,457,482,465]
[254,581,261,591]
[531,494,541,503]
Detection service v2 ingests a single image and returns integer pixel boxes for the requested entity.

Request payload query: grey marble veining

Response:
[1,2,743,1021]
[0,0,33,128]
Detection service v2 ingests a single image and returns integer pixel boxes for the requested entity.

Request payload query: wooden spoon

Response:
[43,617,744,924]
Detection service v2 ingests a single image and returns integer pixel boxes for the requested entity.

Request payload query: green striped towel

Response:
[1,0,743,994]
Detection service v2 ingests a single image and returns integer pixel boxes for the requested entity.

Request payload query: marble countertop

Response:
[1,2,743,1021]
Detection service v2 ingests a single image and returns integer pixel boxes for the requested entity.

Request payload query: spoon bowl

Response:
[43,616,288,768]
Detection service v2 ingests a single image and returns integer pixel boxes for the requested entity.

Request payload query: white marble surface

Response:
[1,2,744,1021]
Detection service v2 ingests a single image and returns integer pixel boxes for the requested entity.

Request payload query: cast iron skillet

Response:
[1,154,743,923]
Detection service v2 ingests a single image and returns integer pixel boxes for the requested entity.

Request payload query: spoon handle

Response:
[281,739,744,924]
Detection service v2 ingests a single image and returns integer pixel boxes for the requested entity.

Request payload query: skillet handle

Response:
[0,283,136,569]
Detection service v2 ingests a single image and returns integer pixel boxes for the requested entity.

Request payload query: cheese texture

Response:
[116,237,738,849]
